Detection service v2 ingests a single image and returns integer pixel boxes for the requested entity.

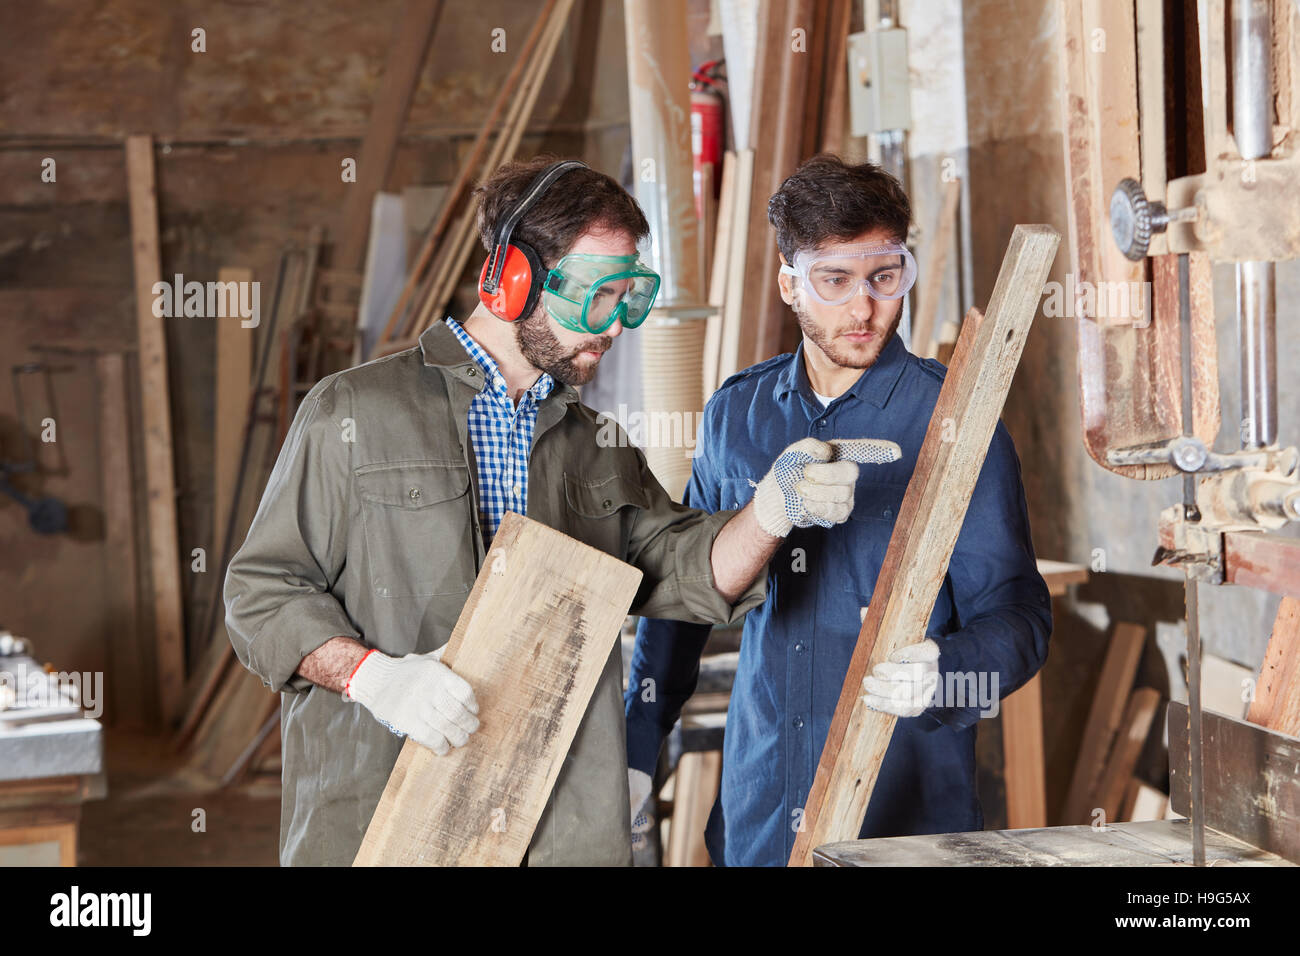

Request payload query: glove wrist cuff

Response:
[753,471,793,538]
[344,648,387,704]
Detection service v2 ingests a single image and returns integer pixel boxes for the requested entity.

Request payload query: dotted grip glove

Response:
[344,646,480,755]
[752,437,902,537]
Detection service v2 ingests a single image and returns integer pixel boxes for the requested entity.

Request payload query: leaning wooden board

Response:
[354,512,642,866]
[789,225,1060,865]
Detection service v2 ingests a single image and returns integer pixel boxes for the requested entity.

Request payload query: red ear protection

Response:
[477,240,544,321]
[477,159,589,322]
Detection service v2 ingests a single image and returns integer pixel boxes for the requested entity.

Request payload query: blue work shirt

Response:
[625,333,1052,866]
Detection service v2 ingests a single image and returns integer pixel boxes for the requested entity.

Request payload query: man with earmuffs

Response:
[224,156,901,866]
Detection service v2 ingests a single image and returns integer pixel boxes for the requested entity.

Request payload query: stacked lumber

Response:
[369,0,575,358]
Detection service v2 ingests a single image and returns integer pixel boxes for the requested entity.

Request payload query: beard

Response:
[791,294,903,369]
[514,310,612,387]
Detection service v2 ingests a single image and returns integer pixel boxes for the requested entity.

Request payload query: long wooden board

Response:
[788,224,1060,865]
[1094,686,1161,823]
[213,267,253,562]
[96,352,147,728]
[335,0,443,273]
[1001,673,1046,828]
[1061,621,1147,824]
[1248,596,1300,737]
[125,134,186,725]
[354,512,643,865]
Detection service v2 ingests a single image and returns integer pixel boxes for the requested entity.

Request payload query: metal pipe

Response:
[1232,0,1272,161]
[1237,259,1278,447]
[1232,0,1277,449]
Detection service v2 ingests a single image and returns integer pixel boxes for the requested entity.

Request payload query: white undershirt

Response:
[812,388,835,407]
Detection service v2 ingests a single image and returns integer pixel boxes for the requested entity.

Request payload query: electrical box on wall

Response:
[847,27,912,137]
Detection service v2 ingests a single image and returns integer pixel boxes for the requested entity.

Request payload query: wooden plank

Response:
[717,148,754,384]
[375,1,556,351]
[818,0,853,155]
[1035,558,1089,597]
[213,267,253,563]
[788,224,1060,865]
[1122,778,1168,822]
[1248,596,1300,736]
[1169,702,1300,863]
[408,0,574,339]
[335,0,443,273]
[353,512,643,866]
[911,176,962,360]
[702,151,736,397]
[1135,0,1166,252]
[1061,621,1147,824]
[1001,673,1046,828]
[665,750,720,867]
[124,134,186,726]
[96,352,148,729]
[751,0,817,364]
[1224,531,1300,599]
[1094,686,1161,824]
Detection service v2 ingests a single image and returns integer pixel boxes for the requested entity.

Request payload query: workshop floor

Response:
[77,728,281,866]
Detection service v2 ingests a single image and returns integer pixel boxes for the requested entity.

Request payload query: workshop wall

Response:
[0,0,631,725]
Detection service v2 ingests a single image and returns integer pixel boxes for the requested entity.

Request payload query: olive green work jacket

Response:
[224,320,766,866]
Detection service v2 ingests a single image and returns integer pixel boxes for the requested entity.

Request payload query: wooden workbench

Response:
[812,819,1293,867]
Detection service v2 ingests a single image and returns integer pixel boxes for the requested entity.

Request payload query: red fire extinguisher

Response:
[690,60,725,220]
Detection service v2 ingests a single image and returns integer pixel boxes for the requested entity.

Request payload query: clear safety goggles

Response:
[780,242,917,306]
[542,253,661,335]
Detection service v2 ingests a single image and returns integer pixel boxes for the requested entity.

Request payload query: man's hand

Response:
[344,648,480,755]
[752,437,901,537]
[861,637,941,717]
[629,768,654,850]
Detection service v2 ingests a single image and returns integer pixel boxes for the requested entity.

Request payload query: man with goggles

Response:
[779,241,918,307]
[542,252,661,335]
[629,154,1052,866]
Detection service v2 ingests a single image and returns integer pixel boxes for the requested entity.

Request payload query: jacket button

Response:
[602,498,613,510]
[409,487,421,501]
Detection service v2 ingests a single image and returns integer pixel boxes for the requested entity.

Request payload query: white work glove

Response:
[629,768,654,850]
[344,646,479,755]
[752,437,901,537]
[861,637,941,718]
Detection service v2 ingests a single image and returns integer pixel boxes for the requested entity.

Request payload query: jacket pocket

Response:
[356,460,474,598]
[562,471,650,518]
[562,471,649,558]
[719,475,758,511]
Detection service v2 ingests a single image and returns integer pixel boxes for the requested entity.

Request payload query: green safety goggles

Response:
[541,253,661,335]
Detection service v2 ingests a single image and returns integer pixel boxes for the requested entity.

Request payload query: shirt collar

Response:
[424,317,559,405]
[773,331,908,410]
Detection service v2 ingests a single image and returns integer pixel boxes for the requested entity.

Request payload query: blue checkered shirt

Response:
[444,317,554,544]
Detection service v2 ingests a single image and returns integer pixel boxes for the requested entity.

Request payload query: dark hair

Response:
[767,154,911,264]
[474,155,650,270]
